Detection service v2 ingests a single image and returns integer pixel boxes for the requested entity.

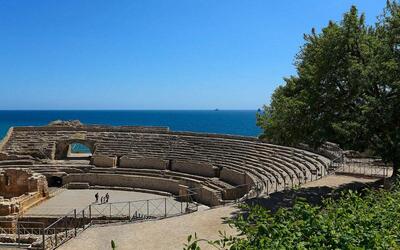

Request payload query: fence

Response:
[41,195,198,249]
[335,159,393,177]
[334,158,392,177]
[0,221,45,249]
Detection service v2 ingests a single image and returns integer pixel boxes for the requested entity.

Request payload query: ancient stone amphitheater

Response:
[0,121,331,207]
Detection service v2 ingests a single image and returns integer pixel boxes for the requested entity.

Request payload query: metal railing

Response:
[334,158,392,177]
[0,221,45,249]
[41,195,198,249]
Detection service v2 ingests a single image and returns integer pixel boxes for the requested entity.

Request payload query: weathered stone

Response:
[0,121,331,205]
[0,168,49,216]
[119,157,168,170]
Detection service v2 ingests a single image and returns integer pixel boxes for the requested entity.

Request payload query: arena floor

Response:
[25,189,182,217]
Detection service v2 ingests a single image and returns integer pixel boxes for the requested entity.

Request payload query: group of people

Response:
[94,192,110,204]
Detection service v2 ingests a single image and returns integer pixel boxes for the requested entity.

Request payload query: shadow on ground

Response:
[223,177,385,224]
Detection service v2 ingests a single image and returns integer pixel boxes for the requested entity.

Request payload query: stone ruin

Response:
[0,121,335,249]
[0,168,49,216]
[0,121,331,206]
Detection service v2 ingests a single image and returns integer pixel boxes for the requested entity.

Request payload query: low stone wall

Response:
[0,168,49,199]
[92,155,117,168]
[63,173,180,195]
[171,160,216,177]
[220,168,246,186]
[223,187,247,200]
[119,157,168,170]
[198,185,221,206]
[18,192,47,214]
[67,182,90,189]
[0,192,47,216]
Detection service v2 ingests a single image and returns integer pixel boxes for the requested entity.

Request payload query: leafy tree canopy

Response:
[257,2,400,175]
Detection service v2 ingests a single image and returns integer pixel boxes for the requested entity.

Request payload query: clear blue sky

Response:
[0,0,386,110]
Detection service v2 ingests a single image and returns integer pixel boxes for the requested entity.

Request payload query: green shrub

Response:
[184,186,400,249]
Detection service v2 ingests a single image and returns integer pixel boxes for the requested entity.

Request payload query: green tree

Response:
[257,2,400,176]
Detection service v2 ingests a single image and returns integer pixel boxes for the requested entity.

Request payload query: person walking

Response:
[95,192,99,203]
[105,193,110,203]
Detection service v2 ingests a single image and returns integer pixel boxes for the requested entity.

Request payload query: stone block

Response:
[198,185,221,206]
[222,187,247,200]
[220,168,246,186]
[92,155,117,168]
[171,160,216,177]
[119,157,167,170]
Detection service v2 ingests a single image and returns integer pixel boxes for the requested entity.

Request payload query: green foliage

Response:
[184,185,400,249]
[111,240,116,250]
[256,1,400,174]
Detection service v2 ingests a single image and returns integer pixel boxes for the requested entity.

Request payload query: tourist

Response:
[95,192,99,203]
[105,193,109,203]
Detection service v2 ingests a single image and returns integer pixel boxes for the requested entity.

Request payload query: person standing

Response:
[105,193,110,203]
[95,192,99,203]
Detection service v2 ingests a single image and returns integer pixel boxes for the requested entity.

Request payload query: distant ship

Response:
[214,109,219,111]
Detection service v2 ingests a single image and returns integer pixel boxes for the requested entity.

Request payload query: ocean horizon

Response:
[0,110,261,139]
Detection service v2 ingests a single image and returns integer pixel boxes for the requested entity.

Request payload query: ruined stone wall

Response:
[0,169,48,198]
[0,169,49,216]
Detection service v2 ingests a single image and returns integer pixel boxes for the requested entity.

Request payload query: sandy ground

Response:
[25,189,177,216]
[59,205,238,250]
[59,174,381,250]
[301,174,379,188]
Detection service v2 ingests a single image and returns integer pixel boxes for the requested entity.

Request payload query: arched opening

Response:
[68,143,92,158]
[47,176,63,187]
[55,140,94,160]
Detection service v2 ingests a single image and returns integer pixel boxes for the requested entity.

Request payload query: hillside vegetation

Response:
[185,182,400,249]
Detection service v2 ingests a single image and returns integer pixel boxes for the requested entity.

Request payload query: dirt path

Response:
[301,174,379,188]
[59,205,238,250]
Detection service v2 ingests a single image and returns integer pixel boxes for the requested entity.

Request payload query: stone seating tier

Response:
[0,124,331,205]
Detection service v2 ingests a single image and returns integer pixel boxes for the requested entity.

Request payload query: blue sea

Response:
[0,110,261,139]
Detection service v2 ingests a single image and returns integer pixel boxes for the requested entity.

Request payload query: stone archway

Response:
[54,139,95,160]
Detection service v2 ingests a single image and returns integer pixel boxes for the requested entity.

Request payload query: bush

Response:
[184,185,400,249]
